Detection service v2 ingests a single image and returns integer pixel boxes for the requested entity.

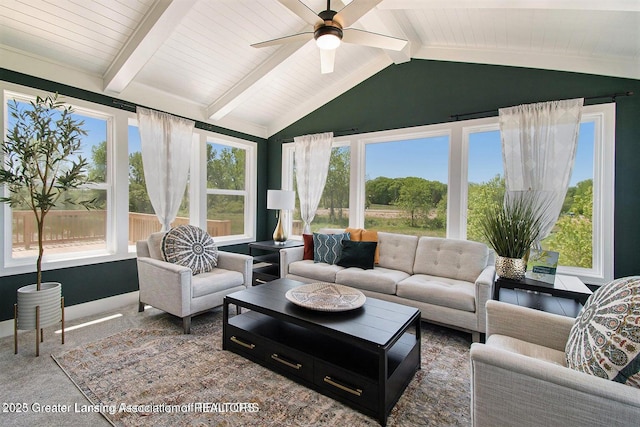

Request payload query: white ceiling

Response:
[1,0,638,139]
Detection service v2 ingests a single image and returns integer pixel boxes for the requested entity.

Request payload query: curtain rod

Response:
[450,91,634,121]
[278,127,359,143]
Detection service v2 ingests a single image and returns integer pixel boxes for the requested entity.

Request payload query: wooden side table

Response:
[248,240,304,285]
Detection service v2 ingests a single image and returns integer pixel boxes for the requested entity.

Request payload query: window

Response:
[205,137,256,243]
[5,93,112,262]
[281,104,614,285]
[365,134,449,237]
[1,82,258,276]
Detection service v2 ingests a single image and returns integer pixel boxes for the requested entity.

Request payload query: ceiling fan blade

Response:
[320,48,336,74]
[334,0,383,28]
[251,32,313,48]
[342,28,407,51]
[278,0,321,26]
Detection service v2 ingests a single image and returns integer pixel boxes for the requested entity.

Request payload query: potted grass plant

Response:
[0,93,94,355]
[479,191,550,280]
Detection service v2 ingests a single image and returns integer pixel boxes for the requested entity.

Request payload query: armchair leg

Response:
[183,316,191,334]
[471,331,481,343]
[138,300,145,312]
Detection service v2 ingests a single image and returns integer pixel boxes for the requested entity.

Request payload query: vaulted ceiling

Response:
[1,0,638,139]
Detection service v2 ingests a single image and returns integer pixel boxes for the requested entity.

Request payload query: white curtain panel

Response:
[294,132,334,234]
[137,107,195,231]
[499,98,584,242]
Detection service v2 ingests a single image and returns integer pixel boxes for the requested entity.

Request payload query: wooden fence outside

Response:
[12,210,232,249]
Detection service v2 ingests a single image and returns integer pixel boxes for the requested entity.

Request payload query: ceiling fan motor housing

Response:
[315,8,343,42]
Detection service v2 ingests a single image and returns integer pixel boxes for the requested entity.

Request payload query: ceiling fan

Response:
[252,0,408,74]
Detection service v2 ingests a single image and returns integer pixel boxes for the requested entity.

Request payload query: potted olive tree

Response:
[479,191,549,280]
[0,93,93,355]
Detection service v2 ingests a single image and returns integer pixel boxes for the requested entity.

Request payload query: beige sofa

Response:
[280,230,495,341]
[470,300,640,426]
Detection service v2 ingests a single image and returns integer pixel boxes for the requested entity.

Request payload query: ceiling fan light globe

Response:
[316,33,341,50]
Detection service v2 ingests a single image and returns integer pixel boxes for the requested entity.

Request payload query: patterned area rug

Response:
[52,310,471,426]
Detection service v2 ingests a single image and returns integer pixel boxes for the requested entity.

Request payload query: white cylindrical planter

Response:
[17,282,62,330]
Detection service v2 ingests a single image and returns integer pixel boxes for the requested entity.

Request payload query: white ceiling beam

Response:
[103,0,196,94]
[206,40,309,121]
[378,0,640,12]
[414,45,640,80]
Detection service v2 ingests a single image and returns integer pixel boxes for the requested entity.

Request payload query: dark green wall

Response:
[268,59,640,280]
[0,69,268,322]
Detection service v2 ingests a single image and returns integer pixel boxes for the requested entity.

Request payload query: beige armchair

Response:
[136,237,252,333]
[470,300,640,427]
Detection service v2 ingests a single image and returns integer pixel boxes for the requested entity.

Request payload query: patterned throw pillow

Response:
[313,232,350,265]
[162,225,218,275]
[565,276,640,388]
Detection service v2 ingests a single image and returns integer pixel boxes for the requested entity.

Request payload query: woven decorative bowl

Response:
[285,283,366,312]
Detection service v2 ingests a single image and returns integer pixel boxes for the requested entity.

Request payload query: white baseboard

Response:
[0,291,139,339]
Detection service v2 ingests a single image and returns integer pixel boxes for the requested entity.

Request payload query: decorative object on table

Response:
[267,189,295,244]
[285,282,366,311]
[1,93,96,356]
[479,191,550,280]
[565,276,640,388]
[525,248,559,284]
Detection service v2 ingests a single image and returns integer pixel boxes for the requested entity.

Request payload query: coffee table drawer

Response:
[314,360,378,412]
[264,344,314,383]
[225,325,265,360]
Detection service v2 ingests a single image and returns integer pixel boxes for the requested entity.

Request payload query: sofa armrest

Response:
[486,300,575,351]
[136,256,191,316]
[470,342,640,427]
[280,246,304,278]
[474,264,496,333]
[216,251,253,288]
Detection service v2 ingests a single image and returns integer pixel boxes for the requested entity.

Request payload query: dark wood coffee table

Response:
[223,278,421,426]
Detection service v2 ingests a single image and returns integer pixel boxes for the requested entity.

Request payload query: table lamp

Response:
[267,189,295,244]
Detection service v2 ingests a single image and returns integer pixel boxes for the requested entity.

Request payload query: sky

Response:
[366,122,594,187]
[58,107,595,188]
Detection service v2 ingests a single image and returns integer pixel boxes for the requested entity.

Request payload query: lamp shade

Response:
[267,190,295,210]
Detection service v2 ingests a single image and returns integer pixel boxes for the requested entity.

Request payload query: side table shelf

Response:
[248,240,303,285]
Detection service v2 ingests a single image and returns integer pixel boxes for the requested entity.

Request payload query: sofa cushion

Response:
[313,232,350,264]
[397,274,476,312]
[346,227,380,264]
[191,268,244,298]
[377,232,419,274]
[288,260,344,283]
[162,225,218,275]
[487,335,566,366]
[336,267,408,295]
[336,240,377,270]
[147,231,166,260]
[413,237,489,283]
[565,276,640,388]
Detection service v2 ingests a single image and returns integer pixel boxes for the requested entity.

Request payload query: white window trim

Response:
[280,104,615,285]
[203,133,257,245]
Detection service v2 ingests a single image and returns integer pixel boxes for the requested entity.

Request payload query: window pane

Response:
[207,194,244,237]
[466,130,505,244]
[541,121,594,269]
[365,137,448,236]
[128,125,188,243]
[207,143,246,189]
[12,189,107,258]
[292,146,350,233]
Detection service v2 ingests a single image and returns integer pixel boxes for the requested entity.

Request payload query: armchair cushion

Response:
[162,225,218,275]
[565,276,640,387]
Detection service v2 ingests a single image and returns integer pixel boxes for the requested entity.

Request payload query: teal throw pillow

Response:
[337,240,378,270]
[313,232,350,265]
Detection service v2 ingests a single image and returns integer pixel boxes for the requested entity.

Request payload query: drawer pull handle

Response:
[323,376,363,397]
[255,279,267,284]
[271,353,302,370]
[230,336,255,350]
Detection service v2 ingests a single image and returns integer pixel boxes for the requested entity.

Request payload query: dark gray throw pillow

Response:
[336,240,378,270]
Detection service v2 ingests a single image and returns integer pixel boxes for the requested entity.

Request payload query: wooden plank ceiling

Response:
[1,0,638,138]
